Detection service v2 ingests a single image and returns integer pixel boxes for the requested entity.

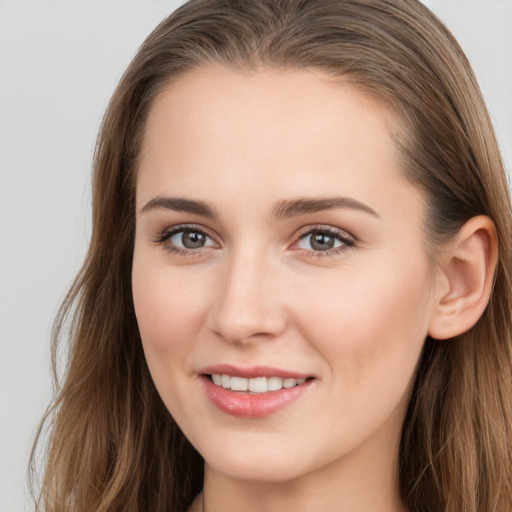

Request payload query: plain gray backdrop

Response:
[1,1,511,511]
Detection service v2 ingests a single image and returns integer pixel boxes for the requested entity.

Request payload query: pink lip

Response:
[199,365,315,418]
[199,364,311,380]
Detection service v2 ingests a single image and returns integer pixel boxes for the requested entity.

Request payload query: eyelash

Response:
[295,226,355,258]
[153,224,356,259]
[153,224,216,257]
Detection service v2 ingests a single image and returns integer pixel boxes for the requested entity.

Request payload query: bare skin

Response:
[132,66,497,511]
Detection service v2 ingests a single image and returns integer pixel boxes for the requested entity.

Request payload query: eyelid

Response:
[294,224,356,243]
[290,224,356,255]
[152,222,356,258]
[153,223,221,251]
[154,222,215,238]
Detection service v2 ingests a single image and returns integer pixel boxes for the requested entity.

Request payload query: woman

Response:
[32,0,512,511]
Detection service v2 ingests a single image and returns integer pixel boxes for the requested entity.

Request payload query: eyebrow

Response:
[140,196,216,217]
[272,197,379,219]
[139,195,379,219]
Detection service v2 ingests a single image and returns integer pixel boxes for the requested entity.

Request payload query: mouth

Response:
[206,374,310,393]
[199,366,315,418]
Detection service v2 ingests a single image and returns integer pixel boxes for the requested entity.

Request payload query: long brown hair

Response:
[32,1,512,510]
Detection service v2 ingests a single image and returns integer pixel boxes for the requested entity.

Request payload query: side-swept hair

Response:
[32,1,512,511]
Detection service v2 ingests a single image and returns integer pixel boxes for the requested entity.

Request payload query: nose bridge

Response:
[208,244,286,343]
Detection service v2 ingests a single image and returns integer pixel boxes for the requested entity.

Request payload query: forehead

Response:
[136,66,420,219]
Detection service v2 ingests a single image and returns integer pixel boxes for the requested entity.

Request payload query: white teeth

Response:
[210,374,307,393]
[221,374,231,388]
[283,378,296,388]
[267,376,283,391]
[230,376,248,391]
[248,377,267,393]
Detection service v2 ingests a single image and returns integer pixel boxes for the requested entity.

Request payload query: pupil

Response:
[311,232,334,251]
[182,231,205,249]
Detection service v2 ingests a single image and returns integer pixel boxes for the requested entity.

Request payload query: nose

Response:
[207,250,288,344]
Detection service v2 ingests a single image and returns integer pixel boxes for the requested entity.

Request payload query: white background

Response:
[0,1,511,511]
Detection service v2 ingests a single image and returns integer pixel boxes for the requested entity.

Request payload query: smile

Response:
[210,374,307,393]
[200,367,315,418]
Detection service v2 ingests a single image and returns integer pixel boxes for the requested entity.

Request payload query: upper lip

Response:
[199,364,313,380]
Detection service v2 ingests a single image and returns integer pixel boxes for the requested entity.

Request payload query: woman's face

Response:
[132,67,439,484]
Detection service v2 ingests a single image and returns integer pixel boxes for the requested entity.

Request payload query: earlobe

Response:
[428,215,498,340]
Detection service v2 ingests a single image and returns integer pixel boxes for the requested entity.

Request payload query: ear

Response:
[428,215,498,340]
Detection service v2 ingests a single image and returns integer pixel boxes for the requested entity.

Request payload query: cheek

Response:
[132,254,208,360]
[293,256,433,387]
[131,255,215,420]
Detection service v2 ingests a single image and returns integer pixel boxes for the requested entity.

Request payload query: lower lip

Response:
[202,376,313,418]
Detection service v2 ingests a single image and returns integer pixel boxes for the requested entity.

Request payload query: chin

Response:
[207,455,310,484]
[194,430,326,484]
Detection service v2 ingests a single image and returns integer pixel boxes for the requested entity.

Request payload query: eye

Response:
[169,229,215,249]
[296,227,354,254]
[154,225,217,254]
